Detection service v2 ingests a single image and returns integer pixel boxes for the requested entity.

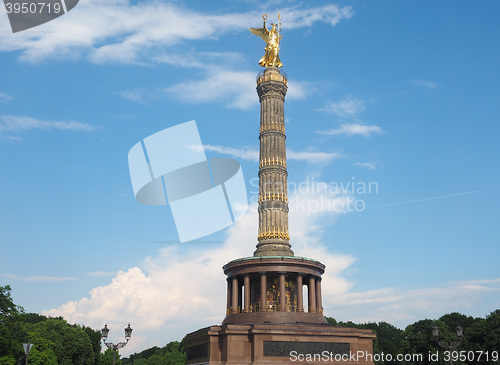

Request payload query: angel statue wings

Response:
[249,13,283,68]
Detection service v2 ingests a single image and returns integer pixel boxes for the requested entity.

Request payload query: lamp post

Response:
[22,340,33,365]
[432,323,463,365]
[101,323,133,365]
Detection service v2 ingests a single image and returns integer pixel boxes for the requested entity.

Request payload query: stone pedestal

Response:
[185,323,375,364]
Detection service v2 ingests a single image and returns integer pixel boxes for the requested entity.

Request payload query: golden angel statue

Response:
[249,13,283,68]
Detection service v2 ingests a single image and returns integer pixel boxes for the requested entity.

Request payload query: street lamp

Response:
[101,323,133,365]
[22,340,33,365]
[432,323,463,365]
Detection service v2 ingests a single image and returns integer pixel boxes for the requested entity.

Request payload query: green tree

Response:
[363,322,404,365]
[0,326,16,361]
[130,359,148,365]
[0,355,16,365]
[402,319,438,365]
[484,310,500,352]
[163,349,185,364]
[32,318,95,365]
[439,312,475,330]
[325,317,405,365]
[121,341,185,365]
[0,286,23,319]
[146,353,164,365]
[24,331,58,365]
[19,313,47,325]
[82,325,102,365]
[0,286,23,363]
[99,348,121,365]
[165,341,184,354]
[122,346,160,364]
[434,313,480,364]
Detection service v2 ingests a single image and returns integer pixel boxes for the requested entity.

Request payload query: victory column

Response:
[184,14,376,364]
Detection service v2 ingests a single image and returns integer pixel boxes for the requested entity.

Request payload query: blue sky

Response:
[1,0,499,355]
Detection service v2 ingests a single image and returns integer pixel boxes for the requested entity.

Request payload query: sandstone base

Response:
[184,323,375,364]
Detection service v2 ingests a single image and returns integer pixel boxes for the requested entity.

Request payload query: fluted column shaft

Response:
[308,276,316,314]
[254,67,294,257]
[232,277,238,313]
[316,278,323,314]
[297,274,303,312]
[244,275,250,312]
[226,279,231,314]
[279,273,286,311]
[260,273,267,311]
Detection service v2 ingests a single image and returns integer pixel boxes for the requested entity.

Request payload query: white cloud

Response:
[0,135,22,143]
[203,144,259,161]
[286,80,311,101]
[318,123,382,137]
[411,80,439,90]
[282,5,354,29]
[163,67,311,110]
[287,149,342,163]
[319,96,365,118]
[154,51,245,69]
[0,91,13,103]
[0,115,96,132]
[87,271,117,277]
[203,144,341,163]
[164,70,258,109]
[317,97,382,139]
[0,2,353,64]
[0,273,76,282]
[354,162,377,170]
[118,89,150,104]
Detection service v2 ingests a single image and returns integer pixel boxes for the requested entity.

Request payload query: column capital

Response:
[256,81,287,100]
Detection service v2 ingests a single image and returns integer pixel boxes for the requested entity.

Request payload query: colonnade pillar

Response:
[260,272,267,311]
[238,280,242,311]
[279,273,286,311]
[316,278,323,314]
[308,276,316,313]
[297,274,303,312]
[231,277,238,313]
[244,275,250,312]
[226,279,231,314]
